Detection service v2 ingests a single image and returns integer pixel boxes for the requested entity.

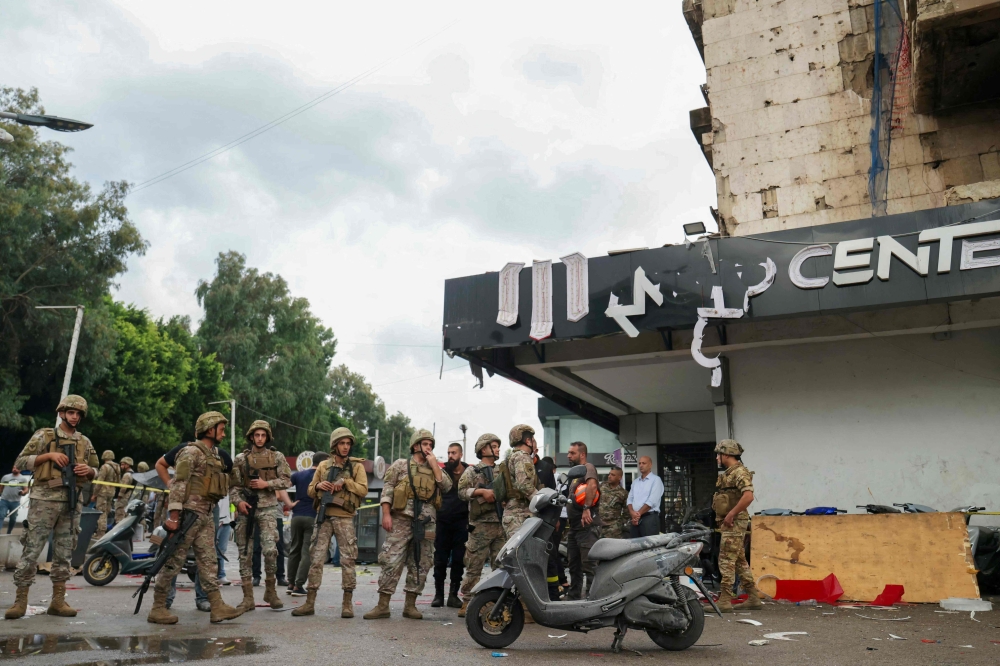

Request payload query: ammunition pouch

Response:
[392,462,441,512]
[712,489,741,518]
[248,449,278,482]
[33,431,89,488]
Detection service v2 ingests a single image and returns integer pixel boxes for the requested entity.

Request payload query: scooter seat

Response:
[589,534,677,562]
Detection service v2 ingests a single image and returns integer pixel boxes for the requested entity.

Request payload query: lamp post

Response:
[0,111,93,133]
[459,424,468,463]
[208,400,237,459]
[35,305,84,427]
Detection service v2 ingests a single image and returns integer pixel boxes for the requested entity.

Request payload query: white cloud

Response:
[1,0,715,450]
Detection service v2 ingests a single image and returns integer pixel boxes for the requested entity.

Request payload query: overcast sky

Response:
[2,0,713,457]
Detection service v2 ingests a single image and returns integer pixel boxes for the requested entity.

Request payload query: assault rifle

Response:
[59,442,78,515]
[475,465,502,521]
[133,510,199,613]
[409,462,431,568]
[315,461,349,526]
[242,467,259,558]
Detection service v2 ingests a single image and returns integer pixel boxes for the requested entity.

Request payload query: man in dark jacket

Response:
[432,443,468,608]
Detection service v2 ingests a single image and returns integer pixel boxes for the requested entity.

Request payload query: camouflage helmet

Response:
[329,427,356,452]
[715,439,744,456]
[120,457,134,467]
[137,462,149,473]
[194,411,228,439]
[474,433,501,458]
[509,424,535,447]
[56,394,88,417]
[101,450,115,462]
[409,428,435,452]
[245,419,273,444]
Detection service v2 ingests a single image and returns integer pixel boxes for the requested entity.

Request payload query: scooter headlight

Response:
[677,542,703,556]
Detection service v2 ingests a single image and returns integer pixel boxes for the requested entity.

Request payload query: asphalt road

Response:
[2,565,1000,666]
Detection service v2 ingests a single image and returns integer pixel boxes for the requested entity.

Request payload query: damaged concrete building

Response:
[683,0,1000,233]
[441,1,1000,526]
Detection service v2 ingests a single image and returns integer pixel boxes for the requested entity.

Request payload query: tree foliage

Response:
[0,86,146,432]
[196,251,337,455]
[84,300,230,464]
[329,364,414,460]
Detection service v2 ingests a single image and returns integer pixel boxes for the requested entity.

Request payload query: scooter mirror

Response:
[566,464,588,480]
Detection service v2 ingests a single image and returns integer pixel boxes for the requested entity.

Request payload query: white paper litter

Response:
[855,614,911,621]
[748,639,770,646]
[762,632,808,641]
[940,597,992,612]
[970,611,980,622]
[736,619,763,626]
[888,634,906,640]
[548,634,567,638]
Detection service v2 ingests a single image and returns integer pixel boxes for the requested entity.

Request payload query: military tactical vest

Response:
[246,447,279,482]
[103,462,121,484]
[392,460,441,511]
[178,442,229,503]
[712,463,753,518]
[33,429,92,489]
[468,463,497,521]
[318,457,365,515]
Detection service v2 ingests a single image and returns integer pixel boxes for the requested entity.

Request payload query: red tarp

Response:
[773,574,845,604]
[870,584,905,606]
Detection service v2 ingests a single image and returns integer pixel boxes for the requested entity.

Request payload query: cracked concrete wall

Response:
[692,0,1000,236]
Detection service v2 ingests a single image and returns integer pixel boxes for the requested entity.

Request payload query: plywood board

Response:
[750,513,979,602]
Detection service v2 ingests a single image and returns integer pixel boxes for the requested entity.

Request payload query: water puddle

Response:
[0,635,267,663]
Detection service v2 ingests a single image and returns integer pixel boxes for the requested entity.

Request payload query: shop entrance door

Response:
[658,443,718,533]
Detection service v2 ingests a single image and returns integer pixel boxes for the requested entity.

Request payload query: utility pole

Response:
[35,305,84,427]
[374,429,379,461]
[208,399,237,459]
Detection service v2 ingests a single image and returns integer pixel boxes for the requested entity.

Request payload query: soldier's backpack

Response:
[492,458,514,505]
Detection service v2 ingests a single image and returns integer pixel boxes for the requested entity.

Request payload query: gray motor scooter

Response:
[465,465,722,653]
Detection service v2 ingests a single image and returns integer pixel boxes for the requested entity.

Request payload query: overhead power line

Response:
[129,19,458,195]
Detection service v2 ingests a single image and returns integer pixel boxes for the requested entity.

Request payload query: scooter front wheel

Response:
[83,554,120,586]
[646,589,705,651]
[465,589,524,649]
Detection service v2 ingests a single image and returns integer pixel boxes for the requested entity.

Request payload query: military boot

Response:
[431,579,445,607]
[341,590,354,618]
[147,588,178,625]
[237,581,255,613]
[263,577,283,609]
[291,590,316,616]
[716,591,734,613]
[457,599,469,618]
[363,592,392,619]
[207,590,244,623]
[402,591,423,619]
[47,581,77,617]
[447,580,462,608]
[742,586,763,610]
[5,586,29,620]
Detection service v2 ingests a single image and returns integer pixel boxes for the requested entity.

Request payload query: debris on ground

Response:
[763,632,808,641]
[736,619,763,626]
[855,614,911,621]
[748,639,770,646]
[939,598,992,612]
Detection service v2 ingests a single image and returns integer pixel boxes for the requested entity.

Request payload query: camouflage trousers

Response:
[234,504,280,581]
[93,495,113,538]
[154,512,220,595]
[307,515,358,592]
[13,499,80,587]
[377,513,434,596]
[114,492,133,524]
[600,524,625,539]
[153,495,168,529]
[501,507,531,540]
[718,516,755,595]
[460,522,505,597]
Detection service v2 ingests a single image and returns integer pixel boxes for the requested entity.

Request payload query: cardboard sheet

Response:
[751,513,978,602]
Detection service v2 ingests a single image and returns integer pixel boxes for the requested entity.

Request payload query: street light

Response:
[0,111,93,132]
[35,305,85,427]
[208,400,237,459]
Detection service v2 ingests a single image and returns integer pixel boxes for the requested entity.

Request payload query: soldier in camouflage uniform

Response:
[147,412,244,625]
[713,439,762,612]
[364,428,451,620]
[598,467,628,539]
[230,419,292,612]
[93,450,120,538]
[500,424,539,539]
[293,427,368,618]
[114,457,135,524]
[501,424,540,623]
[5,395,98,620]
[456,433,506,617]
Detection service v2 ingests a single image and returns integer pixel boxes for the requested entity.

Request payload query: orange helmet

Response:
[574,482,600,507]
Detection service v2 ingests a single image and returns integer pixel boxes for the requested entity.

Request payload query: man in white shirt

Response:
[627,456,663,537]
[0,467,28,533]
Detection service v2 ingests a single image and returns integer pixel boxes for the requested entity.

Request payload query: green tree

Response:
[196,252,337,455]
[328,364,414,460]
[84,300,229,464]
[0,86,145,456]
